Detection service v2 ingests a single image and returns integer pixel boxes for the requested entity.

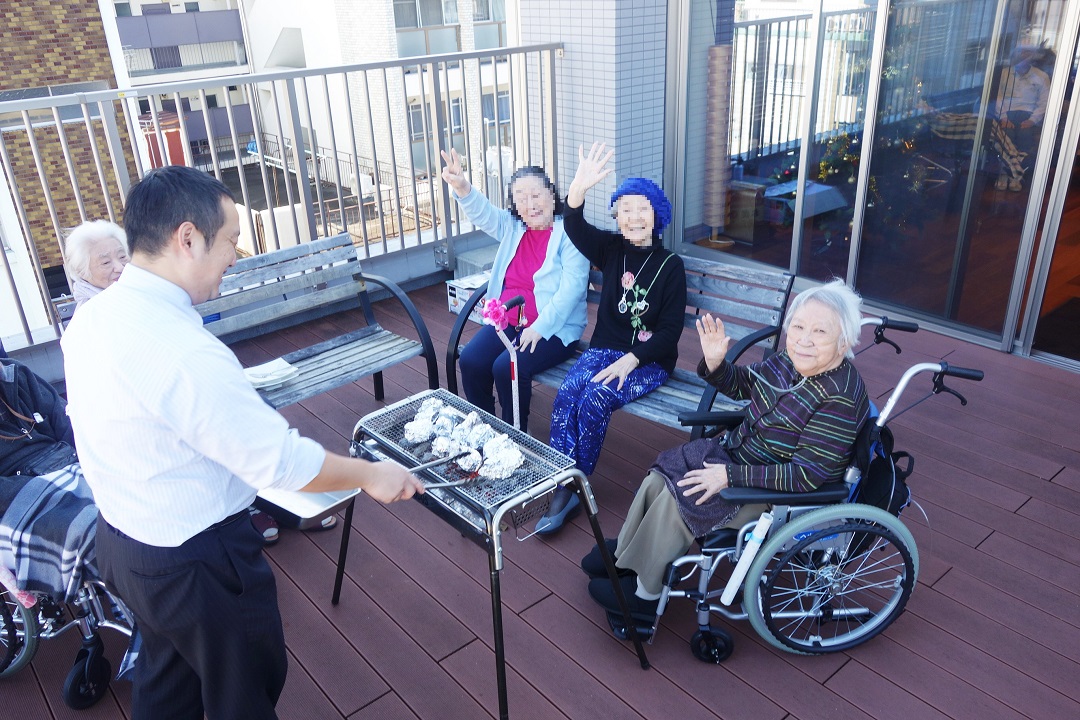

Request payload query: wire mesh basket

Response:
[353,389,575,533]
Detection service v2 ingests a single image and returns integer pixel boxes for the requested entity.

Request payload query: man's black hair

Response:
[123,166,235,256]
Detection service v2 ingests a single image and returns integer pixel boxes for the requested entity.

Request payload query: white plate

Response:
[250,368,299,389]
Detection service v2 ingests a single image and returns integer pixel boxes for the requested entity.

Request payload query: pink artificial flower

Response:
[621,271,635,290]
[482,298,509,330]
[637,330,653,342]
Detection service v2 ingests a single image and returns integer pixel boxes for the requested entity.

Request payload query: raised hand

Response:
[440,148,471,198]
[566,142,615,208]
[696,313,731,373]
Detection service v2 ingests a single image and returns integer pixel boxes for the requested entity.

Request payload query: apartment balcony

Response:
[117,9,249,79]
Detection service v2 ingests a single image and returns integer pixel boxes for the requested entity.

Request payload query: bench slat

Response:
[218,244,358,293]
[202,261,361,317]
[228,234,352,273]
[204,282,362,338]
[261,330,424,408]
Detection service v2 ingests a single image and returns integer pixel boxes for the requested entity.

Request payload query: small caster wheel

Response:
[690,628,734,664]
[62,646,112,709]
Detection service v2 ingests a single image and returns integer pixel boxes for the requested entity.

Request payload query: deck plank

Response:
[9,281,1080,720]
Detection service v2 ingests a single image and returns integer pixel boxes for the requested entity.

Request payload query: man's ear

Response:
[174,221,200,258]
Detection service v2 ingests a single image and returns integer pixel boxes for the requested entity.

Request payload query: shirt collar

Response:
[118,263,201,321]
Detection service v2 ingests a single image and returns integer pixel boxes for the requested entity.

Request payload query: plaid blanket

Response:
[0,463,97,602]
[929,112,1026,181]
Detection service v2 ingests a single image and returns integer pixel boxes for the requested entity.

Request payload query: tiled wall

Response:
[519,0,667,231]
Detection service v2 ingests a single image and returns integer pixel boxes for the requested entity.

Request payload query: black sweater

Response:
[563,202,686,373]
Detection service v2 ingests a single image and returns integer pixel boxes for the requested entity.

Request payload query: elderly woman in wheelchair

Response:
[582,280,872,641]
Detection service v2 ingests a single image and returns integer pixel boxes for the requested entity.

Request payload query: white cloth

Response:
[61,264,325,547]
[70,277,103,310]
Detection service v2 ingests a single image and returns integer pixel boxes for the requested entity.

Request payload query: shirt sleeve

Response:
[561,201,609,267]
[456,188,520,244]
[154,341,326,492]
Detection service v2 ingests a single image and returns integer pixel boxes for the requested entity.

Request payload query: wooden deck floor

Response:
[5,283,1080,719]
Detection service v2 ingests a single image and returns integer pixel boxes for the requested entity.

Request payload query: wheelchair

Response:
[1,548,135,709]
[607,319,984,663]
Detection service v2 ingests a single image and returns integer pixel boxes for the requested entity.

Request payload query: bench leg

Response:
[373,371,385,401]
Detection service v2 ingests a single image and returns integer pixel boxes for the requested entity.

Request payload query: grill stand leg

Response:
[489,554,510,720]
[331,497,356,606]
[577,478,651,670]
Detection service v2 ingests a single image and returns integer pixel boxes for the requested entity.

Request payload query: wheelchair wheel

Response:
[743,504,918,654]
[62,638,111,709]
[690,628,734,664]
[1,587,40,678]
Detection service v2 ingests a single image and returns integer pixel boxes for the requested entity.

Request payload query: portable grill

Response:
[340,389,649,720]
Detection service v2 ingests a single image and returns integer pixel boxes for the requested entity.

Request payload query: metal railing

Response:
[0,43,561,351]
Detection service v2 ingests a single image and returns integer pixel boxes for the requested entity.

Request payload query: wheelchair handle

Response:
[502,295,525,311]
[876,361,985,424]
[939,362,984,381]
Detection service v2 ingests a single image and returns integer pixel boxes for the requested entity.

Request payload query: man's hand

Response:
[590,352,639,391]
[363,460,425,504]
[676,462,729,506]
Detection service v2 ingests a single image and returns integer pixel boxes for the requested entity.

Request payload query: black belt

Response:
[207,509,248,531]
[105,508,247,540]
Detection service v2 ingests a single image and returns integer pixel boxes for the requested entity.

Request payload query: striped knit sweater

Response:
[700,351,870,492]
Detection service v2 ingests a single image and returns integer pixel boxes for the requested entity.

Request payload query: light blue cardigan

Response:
[456,188,590,346]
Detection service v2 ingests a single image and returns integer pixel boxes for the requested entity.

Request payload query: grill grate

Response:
[354,389,574,513]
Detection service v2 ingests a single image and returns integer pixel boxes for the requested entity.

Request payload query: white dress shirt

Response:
[62,264,325,546]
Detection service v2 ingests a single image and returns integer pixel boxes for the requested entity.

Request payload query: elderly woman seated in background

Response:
[441,148,589,433]
[581,279,871,623]
[64,219,129,309]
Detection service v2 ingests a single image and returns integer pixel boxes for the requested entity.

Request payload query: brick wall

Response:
[0,1,114,91]
[0,0,120,272]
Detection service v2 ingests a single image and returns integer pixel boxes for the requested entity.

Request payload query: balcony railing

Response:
[0,43,562,352]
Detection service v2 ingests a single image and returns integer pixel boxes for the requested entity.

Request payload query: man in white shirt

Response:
[62,165,424,720]
[992,45,1051,191]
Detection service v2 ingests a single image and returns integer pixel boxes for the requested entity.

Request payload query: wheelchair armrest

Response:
[678,410,746,428]
[719,482,850,506]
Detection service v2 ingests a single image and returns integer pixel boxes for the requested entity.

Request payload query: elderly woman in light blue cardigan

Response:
[442,149,590,432]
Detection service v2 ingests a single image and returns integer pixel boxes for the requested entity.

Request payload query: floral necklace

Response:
[618,252,674,342]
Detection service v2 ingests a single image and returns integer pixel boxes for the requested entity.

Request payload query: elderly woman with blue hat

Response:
[536,142,687,535]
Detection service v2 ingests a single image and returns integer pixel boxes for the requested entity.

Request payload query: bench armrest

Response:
[445,282,489,395]
[359,272,439,390]
[726,324,782,364]
[678,410,746,429]
[720,482,850,506]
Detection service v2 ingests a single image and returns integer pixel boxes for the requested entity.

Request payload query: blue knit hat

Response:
[610,177,672,236]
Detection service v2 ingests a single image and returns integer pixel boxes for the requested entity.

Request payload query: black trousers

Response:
[95,512,287,720]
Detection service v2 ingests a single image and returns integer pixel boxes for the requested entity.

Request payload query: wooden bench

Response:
[445,256,794,436]
[196,232,439,409]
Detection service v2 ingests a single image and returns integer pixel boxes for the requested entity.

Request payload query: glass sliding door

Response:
[855,0,1069,338]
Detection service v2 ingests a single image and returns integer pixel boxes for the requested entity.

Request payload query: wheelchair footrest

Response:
[606,611,656,641]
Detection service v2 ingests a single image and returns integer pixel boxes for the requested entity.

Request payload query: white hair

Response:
[784,279,863,359]
[64,220,127,282]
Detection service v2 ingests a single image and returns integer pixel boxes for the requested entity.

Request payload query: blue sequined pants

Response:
[548,347,669,475]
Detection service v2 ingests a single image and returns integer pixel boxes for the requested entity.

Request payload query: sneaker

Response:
[249,507,280,546]
[1008,178,1022,192]
[580,539,634,579]
[994,175,1008,191]
[534,487,581,536]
